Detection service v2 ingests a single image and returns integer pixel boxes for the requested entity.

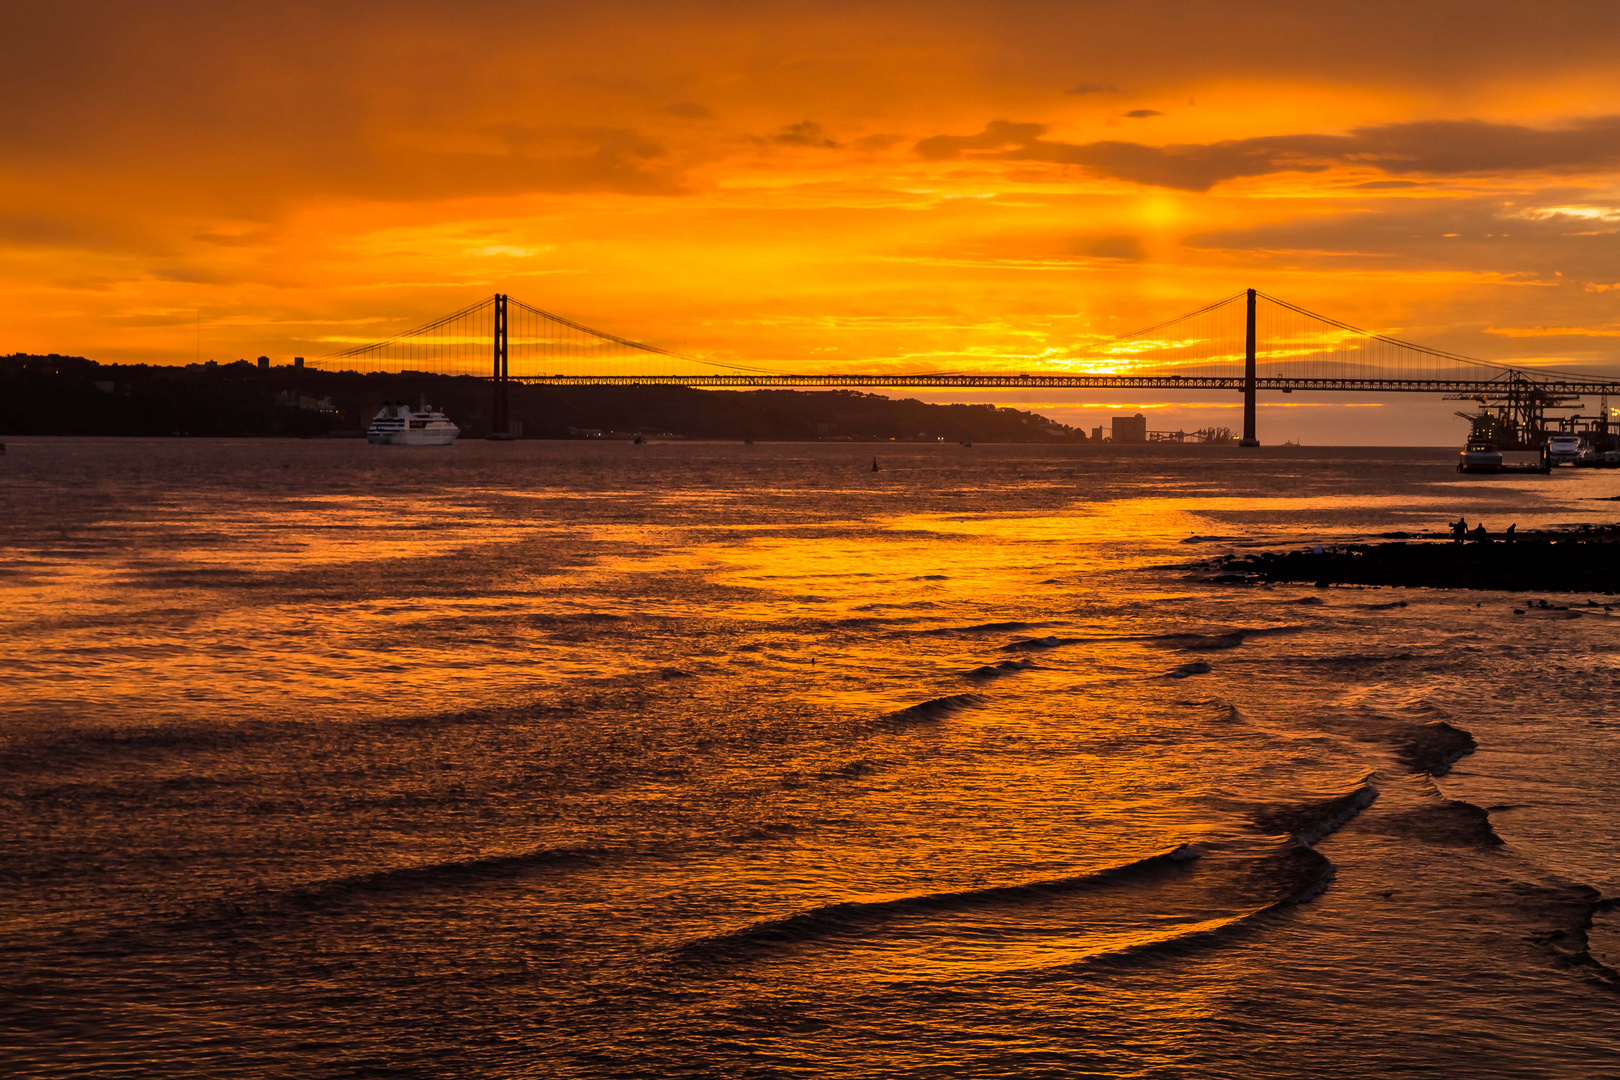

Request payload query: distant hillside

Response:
[0,354,1085,442]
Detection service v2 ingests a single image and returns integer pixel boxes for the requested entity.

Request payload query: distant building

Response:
[293,357,305,369]
[1091,425,1104,442]
[1111,413,1147,443]
[257,356,269,370]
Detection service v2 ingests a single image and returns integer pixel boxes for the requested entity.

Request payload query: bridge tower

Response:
[492,293,509,435]
[1239,287,1259,446]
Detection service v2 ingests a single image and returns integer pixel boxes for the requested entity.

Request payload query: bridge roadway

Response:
[517,374,1620,395]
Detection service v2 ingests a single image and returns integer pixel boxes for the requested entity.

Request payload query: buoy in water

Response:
[871,456,879,472]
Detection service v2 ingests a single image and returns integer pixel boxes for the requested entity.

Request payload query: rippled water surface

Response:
[4,438,1619,1078]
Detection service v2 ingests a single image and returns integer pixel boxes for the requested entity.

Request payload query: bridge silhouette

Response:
[316,290,1620,446]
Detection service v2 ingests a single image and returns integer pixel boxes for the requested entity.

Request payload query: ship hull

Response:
[367,427,458,446]
[1458,449,1503,473]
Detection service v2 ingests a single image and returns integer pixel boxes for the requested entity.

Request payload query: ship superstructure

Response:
[367,399,460,446]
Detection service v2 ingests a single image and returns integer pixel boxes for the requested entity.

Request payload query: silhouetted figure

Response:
[1451,517,1468,543]
[871,456,879,472]
[1471,524,1489,543]
[1505,523,1516,541]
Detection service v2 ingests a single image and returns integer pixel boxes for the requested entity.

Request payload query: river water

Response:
[3,439,1618,1078]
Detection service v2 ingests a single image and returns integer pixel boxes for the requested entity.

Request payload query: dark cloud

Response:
[194,229,274,247]
[919,119,1327,189]
[1184,193,1620,288]
[1066,82,1116,95]
[854,133,904,150]
[1071,234,1144,260]
[664,102,711,119]
[1353,180,1424,189]
[0,214,100,247]
[773,121,839,148]
[1123,109,1163,118]
[149,265,240,285]
[0,213,168,255]
[914,116,1620,191]
[916,120,1047,160]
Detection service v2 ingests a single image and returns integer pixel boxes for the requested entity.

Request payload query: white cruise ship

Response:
[366,399,460,446]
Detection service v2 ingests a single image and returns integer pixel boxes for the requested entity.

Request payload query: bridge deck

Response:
[517,374,1620,395]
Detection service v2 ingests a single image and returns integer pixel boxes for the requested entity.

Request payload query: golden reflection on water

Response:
[0,479,1383,729]
[12,444,1620,1076]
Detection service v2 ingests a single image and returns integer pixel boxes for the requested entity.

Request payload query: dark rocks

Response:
[1216,534,1620,593]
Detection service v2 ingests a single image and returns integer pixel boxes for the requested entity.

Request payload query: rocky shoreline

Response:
[1212,527,1620,592]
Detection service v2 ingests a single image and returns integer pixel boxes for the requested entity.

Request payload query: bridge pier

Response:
[491,293,509,436]
[1240,287,1259,446]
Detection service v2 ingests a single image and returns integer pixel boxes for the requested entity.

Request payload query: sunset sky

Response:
[6,1,1620,441]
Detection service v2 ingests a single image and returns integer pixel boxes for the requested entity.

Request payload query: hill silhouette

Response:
[0,354,1085,442]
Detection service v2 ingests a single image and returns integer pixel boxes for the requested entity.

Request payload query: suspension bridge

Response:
[315,290,1620,446]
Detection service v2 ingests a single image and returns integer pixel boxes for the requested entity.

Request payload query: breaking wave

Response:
[1370,797,1504,848]
[1400,720,1477,777]
[1067,846,1341,976]
[166,845,606,935]
[676,845,1201,964]
[910,621,1051,638]
[274,846,603,909]
[999,635,1082,652]
[1251,780,1379,846]
[1164,632,1247,651]
[965,658,1035,681]
[1301,651,1415,667]
[997,626,1305,654]
[1522,884,1620,989]
[873,694,983,728]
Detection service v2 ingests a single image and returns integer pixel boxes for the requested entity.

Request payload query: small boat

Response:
[367,399,459,446]
[1457,440,1503,473]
